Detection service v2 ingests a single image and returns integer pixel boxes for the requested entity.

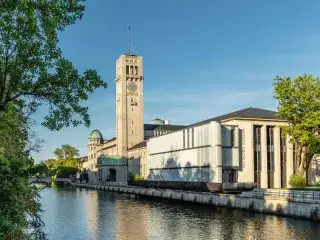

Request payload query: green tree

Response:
[0,104,45,239]
[54,144,79,161]
[0,0,106,238]
[29,161,49,178]
[0,0,107,130]
[274,74,320,179]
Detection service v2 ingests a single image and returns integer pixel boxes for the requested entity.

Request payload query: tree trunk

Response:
[295,145,303,174]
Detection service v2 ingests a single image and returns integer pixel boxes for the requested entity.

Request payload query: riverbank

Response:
[74,183,320,221]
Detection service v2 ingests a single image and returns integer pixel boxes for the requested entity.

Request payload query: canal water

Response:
[40,187,320,240]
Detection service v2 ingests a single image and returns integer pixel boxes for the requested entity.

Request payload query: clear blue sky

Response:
[32,0,320,162]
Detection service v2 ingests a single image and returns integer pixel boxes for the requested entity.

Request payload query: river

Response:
[40,187,320,240]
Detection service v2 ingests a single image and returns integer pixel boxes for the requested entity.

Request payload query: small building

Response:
[78,156,88,171]
[127,141,148,178]
[147,107,294,189]
[96,155,128,184]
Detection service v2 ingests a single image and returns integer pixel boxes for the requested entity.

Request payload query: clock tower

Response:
[115,54,144,157]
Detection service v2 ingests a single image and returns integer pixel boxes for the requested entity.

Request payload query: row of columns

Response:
[260,125,294,189]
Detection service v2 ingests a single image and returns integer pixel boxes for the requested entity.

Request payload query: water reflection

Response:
[40,188,320,240]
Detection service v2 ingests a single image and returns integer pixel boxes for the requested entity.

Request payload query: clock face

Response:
[127,82,138,92]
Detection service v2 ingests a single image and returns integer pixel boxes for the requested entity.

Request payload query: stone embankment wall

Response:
[74,183,320,221]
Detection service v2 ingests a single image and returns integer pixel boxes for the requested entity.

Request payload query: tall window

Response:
[267,126,275,188]
[187,129,189,148]
[183,130,185,149]
[126,65,129,74]
[253,125,262,187]
[280,128,287,188]
[231,128,235,147]
[192,128,194,147]
[135,66,138,75]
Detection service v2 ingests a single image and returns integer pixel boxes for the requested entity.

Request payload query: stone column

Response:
[286,138,294,187]
[273,127,281,188]
[260,125,268,188]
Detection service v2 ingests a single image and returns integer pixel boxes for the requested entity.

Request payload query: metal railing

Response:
[244,189,320,201]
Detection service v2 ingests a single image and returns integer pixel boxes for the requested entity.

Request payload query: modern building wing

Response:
[147,107,293,189]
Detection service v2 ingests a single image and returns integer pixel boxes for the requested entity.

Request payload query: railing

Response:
[242,189,320,201]
[29,177,72,183]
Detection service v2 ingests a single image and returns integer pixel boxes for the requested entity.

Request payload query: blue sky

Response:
[32,0,320,162]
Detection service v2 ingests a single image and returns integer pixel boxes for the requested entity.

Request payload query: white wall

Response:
[148,121,224,182]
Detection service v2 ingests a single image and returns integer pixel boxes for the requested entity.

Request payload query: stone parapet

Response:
[74,183,320,221]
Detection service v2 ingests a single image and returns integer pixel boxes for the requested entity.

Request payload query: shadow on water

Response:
[40,188,320,240]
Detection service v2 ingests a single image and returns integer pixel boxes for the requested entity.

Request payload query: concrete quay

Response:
[74,183,320,221]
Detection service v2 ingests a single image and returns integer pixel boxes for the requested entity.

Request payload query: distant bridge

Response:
[29,177,72,186]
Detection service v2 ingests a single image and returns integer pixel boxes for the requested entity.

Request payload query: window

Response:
[253,125,262,187]
[135,66,138,75]
[280,128,287,188]
[267,126,275,171]
[183,130,185,149]
[187,129,189,148]
[267,126,275,188]
[192,128,194,147]
[130,66,133,74]
[126,65,129,74]
[132,121,133,124]
[231,128,235,147]
[132,131,133,134]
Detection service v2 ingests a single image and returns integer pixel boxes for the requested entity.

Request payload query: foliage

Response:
[55,166,78,178]
[0,104,46,239]
[0,0,107,130]
[44,144,80,174]
[274,74,320,176]
[128,173,143,181]
[54,144,79,160]
[29,161,49,177]
[0,0,106,238]
[289,174,306,187]
[47,168,57,177]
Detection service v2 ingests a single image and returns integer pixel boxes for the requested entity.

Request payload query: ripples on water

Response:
[40,187,320,240]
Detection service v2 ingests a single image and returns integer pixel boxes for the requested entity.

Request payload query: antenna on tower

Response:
[127,26,131,55]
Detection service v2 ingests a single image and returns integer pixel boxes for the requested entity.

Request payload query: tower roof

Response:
[150,118,165,125]
[89,129,103,139]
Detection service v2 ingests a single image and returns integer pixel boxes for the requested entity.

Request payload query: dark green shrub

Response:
[289,174,306,187]
[128,173,143,181]
[56,166,78,178]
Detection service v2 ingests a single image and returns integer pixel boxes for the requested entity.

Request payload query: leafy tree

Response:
[0,0,106,238]
[0,0,107,130]
[274,74,320,180]
[54,144,79,161]
[55,166,78,178]
[0,104,45,239]
[29,161,49,178]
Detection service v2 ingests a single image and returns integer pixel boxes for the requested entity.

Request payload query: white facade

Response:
[148,122,239,183]
[148,118,295,188]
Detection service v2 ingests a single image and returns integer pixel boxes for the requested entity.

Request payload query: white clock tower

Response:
[115,54,144,157]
